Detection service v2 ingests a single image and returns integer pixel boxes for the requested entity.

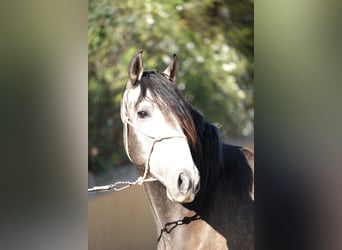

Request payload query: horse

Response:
[120,51,254,250]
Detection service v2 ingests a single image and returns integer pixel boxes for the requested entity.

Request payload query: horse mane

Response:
[137,71,253,203]
[189,108,224,200]
[190,108,253,203]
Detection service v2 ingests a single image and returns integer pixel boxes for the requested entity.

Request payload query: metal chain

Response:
[157,214,200,242]
[88,176,157,193]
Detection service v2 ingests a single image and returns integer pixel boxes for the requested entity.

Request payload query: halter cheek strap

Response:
[123,115,186,183]
[123,120,132,162]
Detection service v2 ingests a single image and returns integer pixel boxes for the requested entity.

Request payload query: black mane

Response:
[190,108,253,205]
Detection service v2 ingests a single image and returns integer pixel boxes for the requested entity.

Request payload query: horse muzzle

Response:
[149,137,201,203]
[166,167,200,203]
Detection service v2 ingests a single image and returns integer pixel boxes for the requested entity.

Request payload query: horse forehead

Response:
[125,86,180,126]
[125,86,142,104]
[126,86,156,105]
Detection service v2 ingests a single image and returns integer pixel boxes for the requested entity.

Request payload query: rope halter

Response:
[123,115,187,184]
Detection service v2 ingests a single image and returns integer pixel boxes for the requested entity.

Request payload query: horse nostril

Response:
[194,181,200,194]
[178,173,183,187]
[178,172,191,194]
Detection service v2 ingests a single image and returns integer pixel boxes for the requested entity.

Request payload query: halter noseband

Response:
[123,115,186,184]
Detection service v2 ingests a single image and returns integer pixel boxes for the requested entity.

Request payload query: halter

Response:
[123,115,187,184]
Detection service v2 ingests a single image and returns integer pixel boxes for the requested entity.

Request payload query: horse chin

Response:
[166,189,195,204]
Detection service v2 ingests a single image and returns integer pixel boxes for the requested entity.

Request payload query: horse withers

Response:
[120,51,254,249]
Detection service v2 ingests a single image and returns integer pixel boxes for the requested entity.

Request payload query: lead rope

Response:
[88,115,186,193]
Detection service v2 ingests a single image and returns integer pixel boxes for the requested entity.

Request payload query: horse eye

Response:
[137,110,148,118]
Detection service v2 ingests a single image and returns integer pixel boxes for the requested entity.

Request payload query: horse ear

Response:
[163,54,179,82]
[127,50,144,88]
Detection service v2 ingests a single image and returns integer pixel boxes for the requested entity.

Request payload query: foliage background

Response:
[89,0,254,173]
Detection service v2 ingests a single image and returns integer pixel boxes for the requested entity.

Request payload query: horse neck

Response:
[143,182,196,227]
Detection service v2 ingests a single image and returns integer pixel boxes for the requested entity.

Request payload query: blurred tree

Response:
[88,0,253,173]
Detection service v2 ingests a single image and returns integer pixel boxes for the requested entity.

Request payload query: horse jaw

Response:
[149,137,200,204]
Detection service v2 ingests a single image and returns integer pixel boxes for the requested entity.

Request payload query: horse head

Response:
[120,51,200,203]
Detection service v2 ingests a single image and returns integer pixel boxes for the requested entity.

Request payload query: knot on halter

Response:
[135,176,157,185]
[135,176,145,185]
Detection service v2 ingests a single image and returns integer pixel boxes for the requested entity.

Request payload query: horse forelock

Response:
[136,71,198,149]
